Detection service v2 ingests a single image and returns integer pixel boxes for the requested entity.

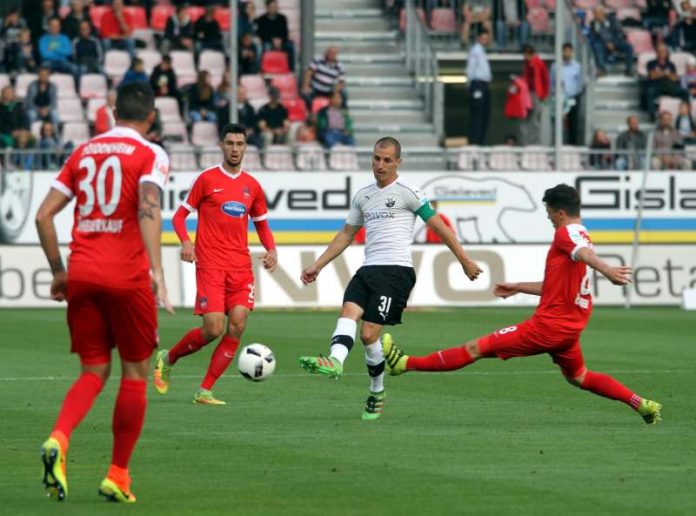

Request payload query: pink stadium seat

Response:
[87,98,106,122]
[191,121,219,147]
[249,97,270,112]
[15,73,36,99]
[296,142,327,171]
[89,5,110,30]
[137,49,162,75]
[170,50,196,76]
[573,0,598,10]
[634,0,647,8]
[198,50,226,77]
[283,99,307,122]
[429,8,457,32]
[133,28,156,49]
[57,98,85,123]
[124,6,148,29]
[162,120,189,143]
[240,75,268,99]
[616,7,641,21]
[670,52,694,76]
[79,73,107,100]
[151,5,174,31]
[154,96,181,122]
[543,0,556,9]
[525,0,543,8]
[271,74,299,100]
[62,121,90,145]
[637,51,657,77]
[241,145,263,171]
[187,6,205,23]
[215,8,231,31]
[50,74,77,99]
[457,146,481,171]
[198,147,220,169]
[0,74,10,92]
[329,144,359,171]
[658,96,680,118]
[521,146,552,171]
[263,145,294,170]
[527,8,550,33]
[311,96,330,114]
[399,8,426,31]
[558,146,586,171]
[488,146,520,171]
[605,0,633,8]
[168,143,198,171]
[31,120,43,140]
[104,50,131,80]
[626,30,653,54]
[261,51,290,74]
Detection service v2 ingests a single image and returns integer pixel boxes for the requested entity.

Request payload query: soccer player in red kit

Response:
[35,83,174,503]
[153,123,277,405]
[383,184,662,424]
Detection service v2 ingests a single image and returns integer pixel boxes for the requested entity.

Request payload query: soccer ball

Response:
[237,343,276,381]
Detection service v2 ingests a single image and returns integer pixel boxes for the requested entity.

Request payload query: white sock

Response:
[365,340,385,393]
[329,317,357,364]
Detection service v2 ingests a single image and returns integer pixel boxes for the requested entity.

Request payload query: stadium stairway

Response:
[591,75,651,141]
[315,0,446,170]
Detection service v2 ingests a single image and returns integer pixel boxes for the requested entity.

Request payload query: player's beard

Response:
[225,155,243,168]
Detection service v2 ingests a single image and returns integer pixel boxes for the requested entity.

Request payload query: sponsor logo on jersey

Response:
[221,201,247,218]
[364,211,395,221]
[385,197,396,207]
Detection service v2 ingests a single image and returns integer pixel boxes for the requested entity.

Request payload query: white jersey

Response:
[347,178,430,267]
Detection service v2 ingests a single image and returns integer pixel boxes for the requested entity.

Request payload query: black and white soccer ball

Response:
[238,343,276,381]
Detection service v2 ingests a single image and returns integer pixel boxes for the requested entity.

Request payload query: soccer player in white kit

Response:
[299,137,483,419]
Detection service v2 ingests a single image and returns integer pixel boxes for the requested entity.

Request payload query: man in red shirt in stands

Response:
[383,184,662,425]
[520,44,549,145]
[95,90,116,135]
[99,0,135,57]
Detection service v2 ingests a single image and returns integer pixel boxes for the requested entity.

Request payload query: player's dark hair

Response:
[563,42,573,51]
[115,82,154,122]
[220,123,247,141]
[543,184,581,216]
[375,136,401,158]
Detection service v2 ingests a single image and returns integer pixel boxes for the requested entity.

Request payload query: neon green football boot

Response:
[637,399,662,424]
[193,388,226,405]
[41,437,68,501]
[98,477,137,503]
[298,355,343,379]
[153,349,172,395]
[382,334,408,376]
[362,391,386,421]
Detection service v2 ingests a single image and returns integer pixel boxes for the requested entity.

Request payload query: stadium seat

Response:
[30,120,43,140]
[191,121,219,147]
[296,142,327,171]
[261,51,290,74]
[171,50,197,87]
[542,0,556,9]
[283,99,307,122]
[249,97,270,112]
[457,146,481,171]
[133,28,156,49]
[605,0,633,8]
[429,8,457,32]
[634,0,647,7]
[488,146,520,171]
[167,143,198,171]
[57,98,85,123]
[658,96,681,118]
[198,147,220,169]
[162,120,189,143]
[187,6,205,22]
[86,98,106,122]
[104,50,131,81]
[198,50,226,81]
[616,7,641,22]
[626,30,653,55]
[573,0,598,9]
[62,121,90,145]
[89,5,110,30]
[329,144,359,170]
[240,75,268,99]
[215,8,231,31]
[263,145,294,170]
[527,8,550,34]
[137,49,162,75]
[398,8,426,32]
[521,146,552,171]
[671,52,694,76]
[124,6,148,30]
[151,5,174,31]
[558,146,586,171]
[241,145,263,171]
[311,96,330,114]
[49,74,77,99]
[0,74,10,92]
[637,51,657,77]
[15,73,37,99]
[525,0,544,7]
[79,73,107,100]
[272,75,299,101]
[155,96,182,122]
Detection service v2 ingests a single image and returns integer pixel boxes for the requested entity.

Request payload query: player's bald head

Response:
[374,137,401,159]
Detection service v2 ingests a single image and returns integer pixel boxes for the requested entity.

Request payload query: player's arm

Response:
[575,247,632,285]
[253,217,277,273]
[301,224,360,284]
[494,281,544,298]
[424,211,482,281]
[35,188,71,301]
[139,181,175,314]
[172,204,196,262]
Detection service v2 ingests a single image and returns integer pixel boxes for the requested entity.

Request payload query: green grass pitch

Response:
[0,306,694,515]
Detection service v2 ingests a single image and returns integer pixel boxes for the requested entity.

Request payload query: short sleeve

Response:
[345,194,363,227]
[182,174,205,212]
[51,149,80,199]
[250,181,269,221]
[139,144,170,190]
[309,58,319,71]
[556,225,592,261]
[403,184,430,213]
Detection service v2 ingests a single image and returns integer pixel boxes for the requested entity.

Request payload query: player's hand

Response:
[180,241,196,263]
[493,282,519,299]
[462,259,483,281]
[301,263,321,284]
[605,266,632,286]
[152,270,175,315]
[260,249,278,272]
[50,271,67,302]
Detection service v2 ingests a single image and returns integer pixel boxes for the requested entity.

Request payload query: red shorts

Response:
[194,268,255,315]
[67,280,158,365]
[477,319,586,378]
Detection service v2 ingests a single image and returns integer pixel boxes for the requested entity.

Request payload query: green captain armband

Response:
[416,202,436,221]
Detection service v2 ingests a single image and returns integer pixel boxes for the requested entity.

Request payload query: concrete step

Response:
[594,87,641,102]
[315,30,399,42]
[349,86,420,101]
[354,121,433,132]
[342,63,410,76]
[594,99,641,110]
[316,17,391,32]
[355,132,439,147]
[316,8,383,18]
[315,41,401,54]
[593,109,650,127]
[346,76,414,87]
[339,52,405,64]
[316,0,381,8]
[351,110,428,124]
[349,98,424,110]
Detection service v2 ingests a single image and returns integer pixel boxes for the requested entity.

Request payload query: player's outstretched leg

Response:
[362,391,386,420]
[41,437,68,501]
[152,350,172,394]
[383,334,477,375]
[382,333,408,376]
[299,317,356,379]
[155,328,211,395]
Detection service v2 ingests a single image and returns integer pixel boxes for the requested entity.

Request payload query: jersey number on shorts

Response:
[78,156,123,216]
[498,325,518,335]
[378,295,392,320]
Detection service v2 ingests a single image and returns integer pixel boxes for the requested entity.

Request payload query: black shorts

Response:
[343,265,416,326]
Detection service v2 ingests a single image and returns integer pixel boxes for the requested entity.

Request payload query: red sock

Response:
[200,336,240,390]
[581,371,642,409]
[168,328,208,365]
[407,346,474,372]
[51,372,104,449]
[111,379,146,469]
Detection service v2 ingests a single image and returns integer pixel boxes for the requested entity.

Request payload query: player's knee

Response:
[82,362,110,382]
[227,320,246,338]
[564,369,586,388]
[465,341,482,359]
[202,320,224,340]
[359,328,380,346]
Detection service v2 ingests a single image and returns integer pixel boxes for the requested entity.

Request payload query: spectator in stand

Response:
[1,9,28,74]
[256,0,295,71]
[39,16,78,79]
[589,6,634,77]
[668,5,696,52]
[467,30,492,145]
[0,86,29,149]
[18,27,37,73]
[230,84,263,148]
[316,90,355,148]
[94,89,116,135]
[146,108,164,146]
[504,134,518,145]
[615,115,647,170]
[461,0,493,48]
[150,54,179,99]
[550,43,583,145]
[162,4,195,54]
[295,119,318,143]
[239,32,259,75]
[682,62,696,97]
[37,120,62,169]
[652,110,689,169]
[495,0,530,50]
[73,20,103,75]
[11,129,36,170]
[645,43,689,120]
[215,70,231,125]
[589,129,614,170]
[302,46,346,109]
[257,86,289,146]
[194,6,224,52]
[99,0,136,58]
[26,65,59,128]
[62,0,93,41]
[188,70,217,123]
[520,45,549,145]
[238,0,258,37]
[120,57,148,86]
[674,0,696,18]
[37,0,59,39]
[675,100,696,143]
[643,0,673,33]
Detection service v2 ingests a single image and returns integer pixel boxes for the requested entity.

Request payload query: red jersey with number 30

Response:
[53,127,170,288]
[531,224,594,339]
[182,166,268,270]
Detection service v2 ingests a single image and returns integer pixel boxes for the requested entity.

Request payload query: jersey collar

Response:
[217,164,243,179]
